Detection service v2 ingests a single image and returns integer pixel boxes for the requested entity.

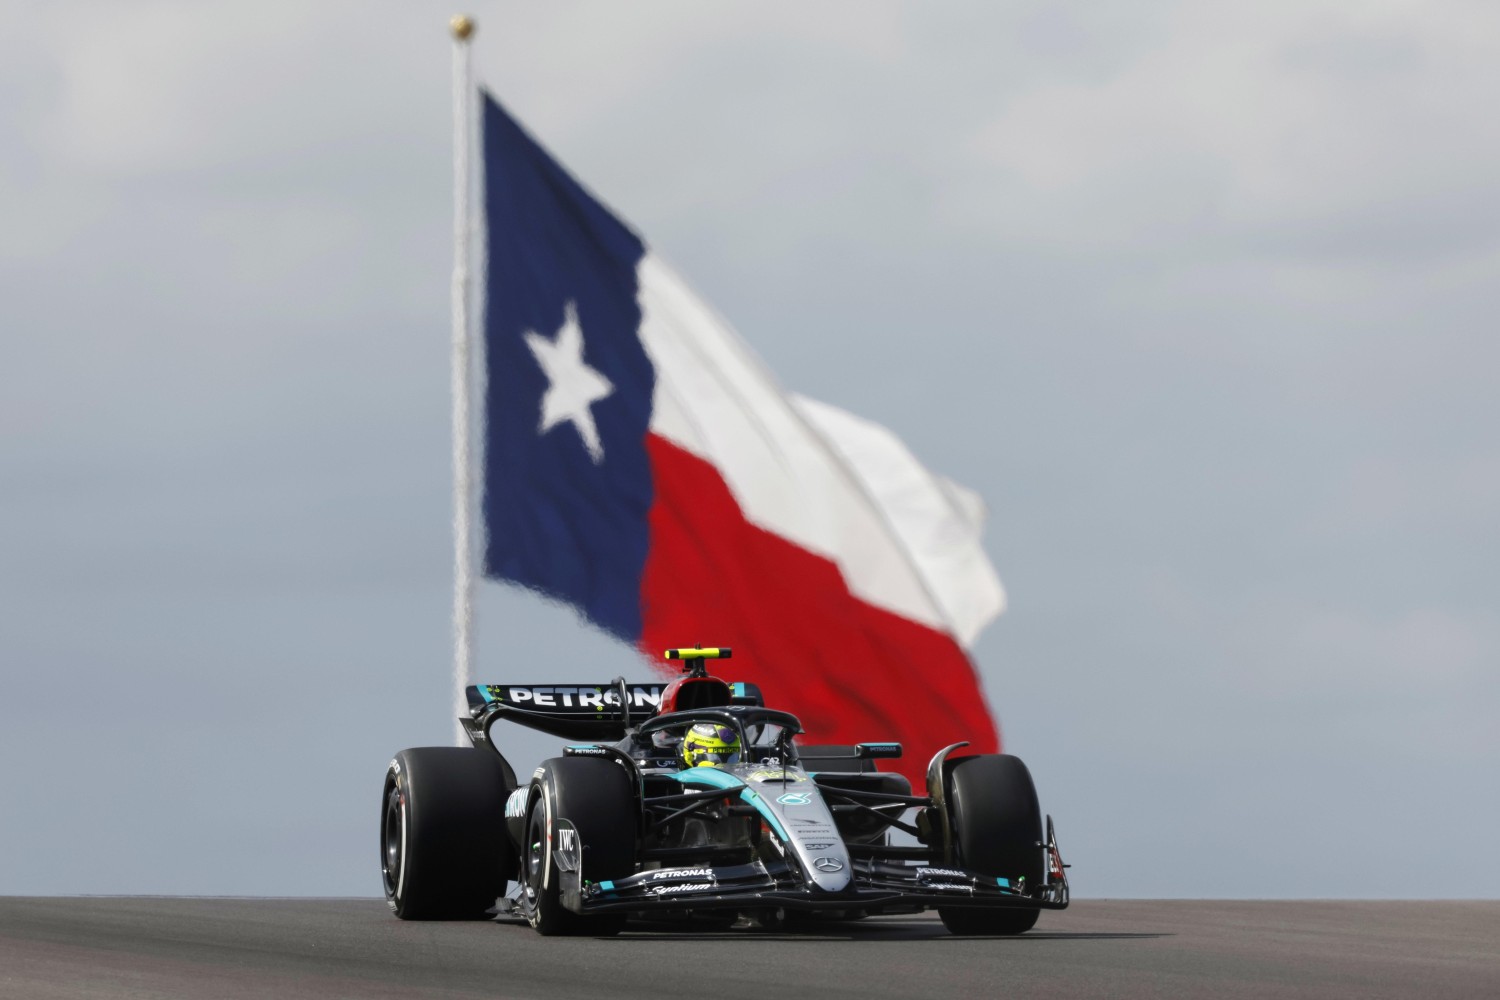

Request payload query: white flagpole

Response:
[449,14,477,746]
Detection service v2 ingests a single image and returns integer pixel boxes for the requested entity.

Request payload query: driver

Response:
[681,722,742,768]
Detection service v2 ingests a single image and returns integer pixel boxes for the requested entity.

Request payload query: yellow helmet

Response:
[682,722,741,768]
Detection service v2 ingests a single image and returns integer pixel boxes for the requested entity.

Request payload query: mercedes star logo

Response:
[813,856,844,873]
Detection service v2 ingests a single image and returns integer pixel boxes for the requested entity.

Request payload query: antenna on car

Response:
[663,645,731,680]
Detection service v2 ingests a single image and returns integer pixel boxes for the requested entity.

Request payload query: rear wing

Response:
[463,681,668,743]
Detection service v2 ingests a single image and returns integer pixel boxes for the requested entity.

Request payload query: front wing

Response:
[548,832,1069,916]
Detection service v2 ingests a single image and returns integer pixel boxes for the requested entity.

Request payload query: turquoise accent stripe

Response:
[668,770,788,840]
[738,786,789,840]
[477,686,494,703]
[996,877,1009,888]
[731,682,746,697]
[599,880,616,893]
[668,768,744,791]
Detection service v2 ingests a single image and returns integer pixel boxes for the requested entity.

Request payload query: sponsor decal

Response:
[553,826,580,872]
[565,745,608,756]
[748,770,806,783]
[923,882,975,893]
[504,788,529,819]
[648,867,714,882]
[647,882,715,896]
[776,792,813,806]
[916,867,970,880]
[804,843,836,851]
[486,685,664,710]
[388,759,400,774]
[812,857,844,873]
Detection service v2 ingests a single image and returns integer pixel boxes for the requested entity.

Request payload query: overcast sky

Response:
[3,1,1497,899]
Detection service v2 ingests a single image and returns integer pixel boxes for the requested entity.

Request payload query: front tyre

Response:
[524,757,636,936]
[938,754,1044,936]
[381,747,514,920]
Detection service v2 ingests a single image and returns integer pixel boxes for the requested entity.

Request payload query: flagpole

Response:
[449,13,477,746]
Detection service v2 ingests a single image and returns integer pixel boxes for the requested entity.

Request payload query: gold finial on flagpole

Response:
[450,14,475,41]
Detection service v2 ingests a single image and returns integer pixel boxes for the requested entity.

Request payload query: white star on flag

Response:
[523,302,615,463]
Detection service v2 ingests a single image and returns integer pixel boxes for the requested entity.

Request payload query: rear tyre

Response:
[938,754,1043,936]
[524,757,636,936]
[381,747,514,920]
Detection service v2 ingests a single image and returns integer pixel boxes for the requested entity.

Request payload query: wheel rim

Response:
[381,784,404,899]
[526,815,544,891]
[524,807,546,915]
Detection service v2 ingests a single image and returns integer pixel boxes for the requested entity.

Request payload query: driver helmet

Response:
[682,722,741,768]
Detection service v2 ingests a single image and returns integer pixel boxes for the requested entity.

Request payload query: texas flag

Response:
[479,92,1006,783]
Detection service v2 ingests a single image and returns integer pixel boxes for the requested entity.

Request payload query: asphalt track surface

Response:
[2,898,1497,1000]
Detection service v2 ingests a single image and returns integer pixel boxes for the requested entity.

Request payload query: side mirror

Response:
[856,742,903,760]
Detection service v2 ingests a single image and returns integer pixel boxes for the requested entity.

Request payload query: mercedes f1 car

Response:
[380,647,1068,935]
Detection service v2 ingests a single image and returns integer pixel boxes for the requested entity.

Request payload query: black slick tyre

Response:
[523,757,636,936]
[381,747,514,920]
[938,753,1044,935]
